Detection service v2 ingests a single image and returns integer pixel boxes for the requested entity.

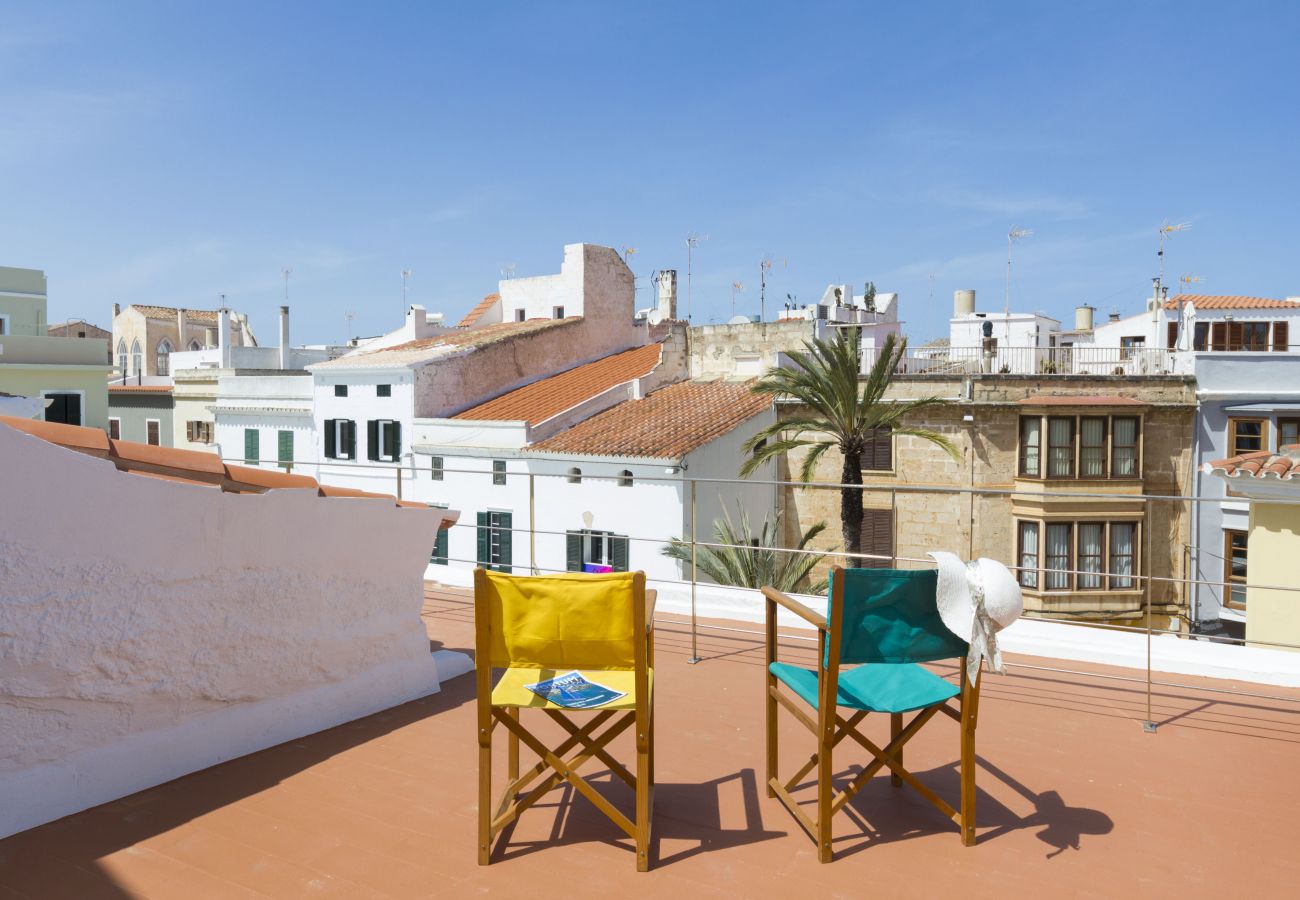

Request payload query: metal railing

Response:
[862,345,1181,377]
[230,453,1300,730]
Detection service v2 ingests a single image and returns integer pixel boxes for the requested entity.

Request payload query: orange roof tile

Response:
[316,317,577,370]
[128,305,223,323]
[1017,395,1148,407]
[0,416,112,457]
[1204,446,1300,482]
[108,384,174,393]
[1163,294,1300,310]
[456,293,501,328]
[527,379,772,460]
[452,344,663,425]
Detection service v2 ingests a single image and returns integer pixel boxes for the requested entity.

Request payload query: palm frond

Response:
[661,504,832,594]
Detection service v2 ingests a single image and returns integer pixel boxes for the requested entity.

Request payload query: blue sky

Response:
[3,1,1298,345]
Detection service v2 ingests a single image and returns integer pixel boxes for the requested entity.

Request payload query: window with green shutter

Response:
[244,428,259,465]
[566,532,582,571]
[278,430,293,469]
[432,527,449,565]
[477,511,512,573]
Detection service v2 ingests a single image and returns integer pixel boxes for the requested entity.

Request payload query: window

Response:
[515,309,526,322]
[567,467,582,484]
[1229,418,1267,456]
[476,510,512,572]
[117,340,127,374]
[155,338,173,376]
[1017,521,1039,589]
[1193,322,1209,351]
[618,469,633,487]
[42,392,83,425]
[1119,336,1145,360]
[334,384,348,397]
[187,339,201,351]
[1018,417,1041,476]
[1112,417,1139,476]
[1166,321,1179,350]
[130,339,142,376]
[1279,417,1300,449]
[1018,518,1140,592]
[186,420,214,444]
[367,419,401,462]
[492,460,507,485]
[278,430,293,468]
[1224,530,1248,609]
[0,315,6,335]
[431,456,445,480]
[566,529,629,573]
[859,507,894,568]
[323,419,356,459]
[1079,417,1106,477]
[1047,417,1074,477]
[376,384,391,397]
[108,418,121,440]
[1274,321,1290,352]
[146,419,160,446]
[1244,322,1270,351]
[862,426,892,472]
[553,305,565,319]
[244,428,260,465]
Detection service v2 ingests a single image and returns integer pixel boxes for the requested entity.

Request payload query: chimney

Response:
[204,327,216,349]
[112,302,121,318]
[1109,311,1121,323]
[279,305,290,369]
[176,308,186,346]
[954,289,976,318]
[657,269,677,320]
[218,307,232,368]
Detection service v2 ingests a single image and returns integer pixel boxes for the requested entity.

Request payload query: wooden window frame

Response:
[1273,321,1290,353]
[1046,416,1076,479]
[1017,520,1040,589]
[108,417,121,440]
[1228,417,1268,457]
[1277,417,1300,451]
[146,419,161,447]
[1223,529,1248,610]
[1075,521,1105,590]
[1079,416,1108,479]
[1107,521,1139,591]
[1110,416,1141,479]
[1018,416,1042,477]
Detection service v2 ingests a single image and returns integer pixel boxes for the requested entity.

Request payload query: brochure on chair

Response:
[524,671,625,709]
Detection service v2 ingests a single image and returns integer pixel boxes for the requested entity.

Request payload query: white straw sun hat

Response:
[927,551,1023,682]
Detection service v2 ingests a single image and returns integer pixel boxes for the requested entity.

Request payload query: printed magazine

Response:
[524,671,626,709]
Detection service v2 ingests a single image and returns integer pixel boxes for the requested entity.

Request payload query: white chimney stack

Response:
[279,305,290,369]
[657,270,678,321]
[218,307,232,368]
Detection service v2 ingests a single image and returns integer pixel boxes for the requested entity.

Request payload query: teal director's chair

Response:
[763,566,980,862]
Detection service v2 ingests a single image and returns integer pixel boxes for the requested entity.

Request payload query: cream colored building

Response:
[0,266,112,428]
[780,374,1197,625]
[110,303,257,379]
[1204,445,1300,650]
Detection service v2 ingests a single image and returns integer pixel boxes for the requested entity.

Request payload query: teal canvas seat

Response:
[763,566,981,862]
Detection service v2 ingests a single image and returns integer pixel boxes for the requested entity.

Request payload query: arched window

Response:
[187,339,201,351]
[618,469,633,487]
[567,467,582,484]
[155,338,174,376]
[130,339,142,376]
[116,340,128,375]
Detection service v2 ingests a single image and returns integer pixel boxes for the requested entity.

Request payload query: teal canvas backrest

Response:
[827,568,969,665]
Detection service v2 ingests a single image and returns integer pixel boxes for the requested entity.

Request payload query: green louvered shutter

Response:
[244,428,259,465]
[611,535,629,572]
[390,421,401,459]
[345,420,357,459]
[566,531,582,571]
[367,420,380,461]
[324,420,336,458]
[497,512,513,573]
[432,527,448,565]
[476,511,490,567]
[278,430,293,469]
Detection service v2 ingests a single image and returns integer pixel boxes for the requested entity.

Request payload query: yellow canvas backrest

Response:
[477,569,639,670]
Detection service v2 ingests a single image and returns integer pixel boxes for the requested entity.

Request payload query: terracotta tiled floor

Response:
[2,584,1299,899]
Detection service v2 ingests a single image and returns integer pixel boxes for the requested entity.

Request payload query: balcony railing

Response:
[864,345,1180,376]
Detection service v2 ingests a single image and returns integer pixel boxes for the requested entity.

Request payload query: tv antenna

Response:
[1178,274,1204,294]
[1158,220,1191,290]
[281,267,292,303]
[500,262,517,280]
[401,268,411,317]
[621,246,637,264]
[344,310,355,344]
[928,271,938,307]
[1005,227,1032,342]
[731,281,745,318]
[685,232,708,322]
[759,257,775,322]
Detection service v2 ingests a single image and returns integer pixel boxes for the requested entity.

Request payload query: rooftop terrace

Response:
[2,583,1296,898]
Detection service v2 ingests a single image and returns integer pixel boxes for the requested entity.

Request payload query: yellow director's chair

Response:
[474,568,655,871]
[764,566,980,862]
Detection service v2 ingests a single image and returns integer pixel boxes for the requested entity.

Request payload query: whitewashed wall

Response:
[0,422,449,839]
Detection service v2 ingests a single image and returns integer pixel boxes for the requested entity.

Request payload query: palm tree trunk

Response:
[840,448,864,560]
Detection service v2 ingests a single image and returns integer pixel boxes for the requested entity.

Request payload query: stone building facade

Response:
[110,304,257,379]
[779,374,1197,627]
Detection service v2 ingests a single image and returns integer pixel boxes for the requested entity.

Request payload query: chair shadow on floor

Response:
[490,767,785,869]
[779,754,1112,860]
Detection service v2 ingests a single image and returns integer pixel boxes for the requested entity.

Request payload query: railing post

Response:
[688,478,701,664]
[395,462,402,500]
[529,472,538,575]
[1143,498,1157,733]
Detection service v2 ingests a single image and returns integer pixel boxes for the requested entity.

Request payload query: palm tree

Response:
[740,331,959,560]
[662,504,830,594]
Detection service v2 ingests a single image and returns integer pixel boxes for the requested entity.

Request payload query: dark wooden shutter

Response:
[611,536,629,572]
[1227,322,1243,351]
[346,420,357,459]
[1166,321,1179,349]
[1275,321,1290,352]
[1211,322,1227,351]
[389,421,401,458]
[860,508,894,569]
[476,512,490,566]
[566,531,582,571]
[497,512,513,573]
[324,420,336,458]
[67,394,81,426]
[367,420,380,461]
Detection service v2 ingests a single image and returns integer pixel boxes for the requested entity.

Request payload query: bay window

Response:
[1016,518,1141,592]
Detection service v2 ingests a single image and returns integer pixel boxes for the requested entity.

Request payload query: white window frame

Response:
[376,419,400,462]
[40,389,86,426]
[146,418,161,446]
[553,305,565,319]
[328,419,354,460]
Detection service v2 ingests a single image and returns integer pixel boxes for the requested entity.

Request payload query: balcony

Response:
[863,345,1179,377]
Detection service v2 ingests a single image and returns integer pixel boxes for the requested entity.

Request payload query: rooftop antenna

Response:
[401,268,411,316]
[621,246,637,264]
[500,262,516,280]
[730,281,744,318]
[685,232,708,322]
[928,271,938,307]
[344,310,355,344]
[281,267,292,304]
[759,257,774,322]
[1005,227,1032,343]
[1158,220,1191,291]
[1178,273,1204,295]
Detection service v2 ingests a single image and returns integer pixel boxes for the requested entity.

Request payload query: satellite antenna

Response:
[759,256,774,322]
[731,281,744,318]
[1005,227,1032,343]
[1158,220,1191,290]
[685,233,708,322]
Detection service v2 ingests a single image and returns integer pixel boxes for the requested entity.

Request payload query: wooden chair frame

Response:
[763,567,981,863]
[475,568,657,871]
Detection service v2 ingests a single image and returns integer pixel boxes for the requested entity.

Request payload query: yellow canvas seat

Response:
[475,568,655,871]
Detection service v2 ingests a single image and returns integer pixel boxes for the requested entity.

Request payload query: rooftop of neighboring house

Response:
[107,384,174,394]
[456,292,501,327]
[1162,294,1300,311]
[0,415,438,509]
[1,582,1295,897]
[527,378,771,460]
[312,316,579,371]
[1204,443,1300,482]
[452,343,663,426]
[125,305,224,323]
